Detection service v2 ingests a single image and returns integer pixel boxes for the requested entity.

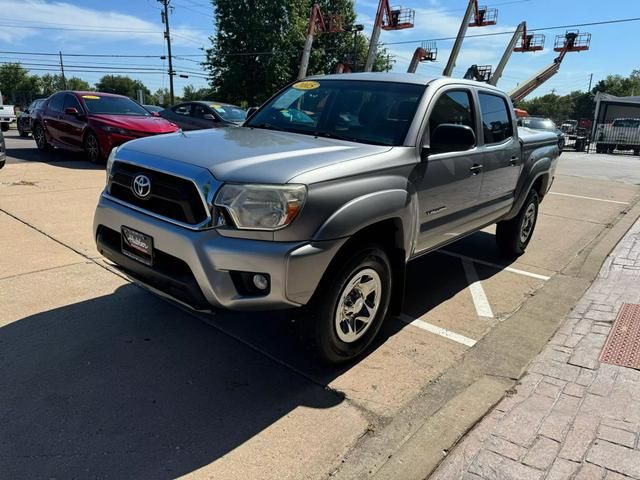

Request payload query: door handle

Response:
[509,156,518,166]
[469,164,483,175]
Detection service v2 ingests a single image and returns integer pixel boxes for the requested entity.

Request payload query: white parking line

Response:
[461,258,494,318]
[398,314,477,347]
[549,192,629,205]
[439,250,551,281]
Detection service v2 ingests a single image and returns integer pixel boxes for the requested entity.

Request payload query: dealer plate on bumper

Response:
[121,226,154,266]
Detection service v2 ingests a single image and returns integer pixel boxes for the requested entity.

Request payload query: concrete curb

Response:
[331,195,640,480]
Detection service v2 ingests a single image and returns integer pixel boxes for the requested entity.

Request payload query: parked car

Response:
[143,104,163,114]
[159,101,247,131]
[0,128,6,169]
[17,99,45,137]
[32,91,180,163]
[94,73,559,363]
[0,103,17,132]
[596,118,640,155]
[517,116,565,153]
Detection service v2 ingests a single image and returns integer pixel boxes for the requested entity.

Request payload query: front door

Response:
[414,87,483,253]
[60,94,86,148]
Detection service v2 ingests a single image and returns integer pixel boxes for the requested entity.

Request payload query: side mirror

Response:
[246,106,259,118]
[428,124,476,155]
[64,107,79,116]
[203,113,217,121]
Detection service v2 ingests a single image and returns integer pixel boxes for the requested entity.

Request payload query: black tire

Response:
[595,144,603,154]
[17,124,28,137]
[634,149,639,156]
[0,123,8,132]
[305,245,392,364]
[33,123,51,151]
[496,190,539,258]
[84,131,103,164]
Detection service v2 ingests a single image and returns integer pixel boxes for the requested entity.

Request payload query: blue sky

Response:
[0,0,638,99]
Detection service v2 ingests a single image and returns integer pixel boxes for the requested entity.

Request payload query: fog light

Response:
[252,274,269,290]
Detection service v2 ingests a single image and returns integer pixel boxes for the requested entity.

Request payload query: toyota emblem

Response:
[132,174,151,199]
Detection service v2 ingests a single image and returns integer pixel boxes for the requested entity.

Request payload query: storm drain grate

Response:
[600,303,640,370]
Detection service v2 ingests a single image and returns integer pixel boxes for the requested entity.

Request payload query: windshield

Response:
[245,80,425,146]
[209,103,246,122]
[523,118,556,130]
[81,95,150,116]
[612,119,640,128]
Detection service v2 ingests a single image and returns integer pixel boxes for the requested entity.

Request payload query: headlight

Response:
[214,184,306,230]
[105,147,118,183]
[101,125,135,136]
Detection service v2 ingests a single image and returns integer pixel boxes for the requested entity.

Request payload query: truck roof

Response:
[304,72,508,93]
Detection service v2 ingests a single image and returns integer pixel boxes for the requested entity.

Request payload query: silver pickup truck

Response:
[94,73,559,363]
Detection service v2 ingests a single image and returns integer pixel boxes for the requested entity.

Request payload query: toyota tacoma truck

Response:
[94,73,559,363]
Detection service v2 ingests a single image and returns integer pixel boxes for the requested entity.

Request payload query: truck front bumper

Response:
[94,195,346,311]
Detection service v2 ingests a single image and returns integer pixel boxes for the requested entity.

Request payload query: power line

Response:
[380,16,640,47]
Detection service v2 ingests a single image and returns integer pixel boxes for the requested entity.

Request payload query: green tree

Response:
[0,63,40,104]
[204,0,392,106]
[306,0,392,75]
[95,75,151,99]
[40,74,91,96]
[182,84,214,101]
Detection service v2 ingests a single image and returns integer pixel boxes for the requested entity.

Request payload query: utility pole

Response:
[587,73,593,92]
[59,51,67,89]
[443,0,475,76]
[159,0,175,104]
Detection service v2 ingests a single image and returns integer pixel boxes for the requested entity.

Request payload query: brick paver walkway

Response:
[431,218,640,480]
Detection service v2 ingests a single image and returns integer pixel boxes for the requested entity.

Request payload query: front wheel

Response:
[307,245,392,364]
[496,190,539,258]
[84,132,103,164]
[17,124,28,137]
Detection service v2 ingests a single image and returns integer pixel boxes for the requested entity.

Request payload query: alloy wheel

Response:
[334,268,382,343]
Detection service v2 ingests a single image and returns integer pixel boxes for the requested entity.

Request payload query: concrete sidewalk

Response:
[431,218,640,480]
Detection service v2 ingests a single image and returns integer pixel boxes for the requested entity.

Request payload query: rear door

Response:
[43,93,66,145]
[170,103,195,130]
[414,87,484,252]
[476,91,520,209]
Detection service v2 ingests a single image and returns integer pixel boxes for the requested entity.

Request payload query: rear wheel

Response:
[0,123,8,132]
[305,245,392,364]
[33,123,51,151]
[84,132,102,164]
[496,190,539,258]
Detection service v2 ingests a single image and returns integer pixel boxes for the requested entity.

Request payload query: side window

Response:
[64,94,83,113]
[172,104,192,116]
[428,89,476,150]
[192,104,214,119]
[48,94,65,113]
[478,92,513,144]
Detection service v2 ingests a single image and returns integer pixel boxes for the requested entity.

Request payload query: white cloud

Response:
[0,0,208,47]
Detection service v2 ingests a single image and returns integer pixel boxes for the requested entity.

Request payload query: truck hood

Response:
[117,126,391,183]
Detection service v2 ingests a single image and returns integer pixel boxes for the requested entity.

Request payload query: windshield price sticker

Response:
[292,81,320,90]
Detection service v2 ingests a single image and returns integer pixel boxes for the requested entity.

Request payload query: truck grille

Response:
[107,161,209,225]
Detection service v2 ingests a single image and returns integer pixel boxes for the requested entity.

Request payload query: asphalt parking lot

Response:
[2,129,640,479]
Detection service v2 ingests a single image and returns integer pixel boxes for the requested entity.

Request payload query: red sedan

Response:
[32,91,179,163]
